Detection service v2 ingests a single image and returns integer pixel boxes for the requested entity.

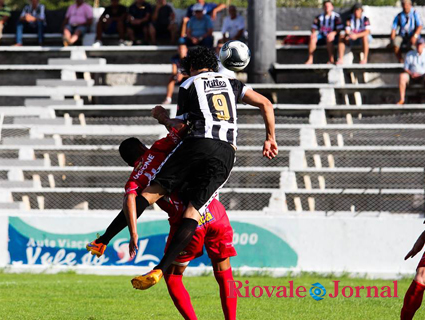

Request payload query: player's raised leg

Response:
[402,231,425,319]
[401,267,425,320]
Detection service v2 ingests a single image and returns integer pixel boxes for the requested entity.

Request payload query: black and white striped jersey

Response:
[176,71,250,147]
[312,11,343,36]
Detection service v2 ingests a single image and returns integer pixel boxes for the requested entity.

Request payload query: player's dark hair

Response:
[323,0,332,5]
[119,137,146,166]
[181,46,219,74]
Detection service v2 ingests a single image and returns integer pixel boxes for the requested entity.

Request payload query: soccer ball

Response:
[219,40,251,72]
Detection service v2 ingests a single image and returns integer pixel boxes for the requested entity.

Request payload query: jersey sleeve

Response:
[364,16,371,30]
[229,79,250,103]
[311,15,320,31]
[334,15,343,31]
[414,10,423,27]
[392,14,399,30]
[221,17,229,34]
[177,85,190,117]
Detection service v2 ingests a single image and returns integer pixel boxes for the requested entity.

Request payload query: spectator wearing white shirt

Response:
[398,38,425,104]
[221,5,245,42]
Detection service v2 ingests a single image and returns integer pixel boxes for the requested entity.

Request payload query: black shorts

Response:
[153,137,235,214]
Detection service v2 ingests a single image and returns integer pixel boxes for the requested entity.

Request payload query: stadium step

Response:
[24,98,83,107]
[36,79,95,87]
[0,159,46,167]
[0,202,22,209]
[12,118,67,126]
[0,180,34,188]
[2,138,57,146]
[47,58,107,66]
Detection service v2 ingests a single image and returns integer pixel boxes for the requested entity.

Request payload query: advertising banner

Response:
[7,216,298,269]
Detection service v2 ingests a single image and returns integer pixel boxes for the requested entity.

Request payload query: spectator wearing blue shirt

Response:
[185,3,213,48]
[14,0,46,46]
[180,0,225,38]
[391,0,423,63]
[397,38,425,104]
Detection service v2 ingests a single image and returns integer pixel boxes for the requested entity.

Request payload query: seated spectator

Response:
[181,0,226,38]
[185,3,213,48]
[127,0,155,45]
[62,0,93,46]
[152,0,177,44]
[221,5,245,42]
[305,0,343,64]
[94,0,127,47]
[337,3,371,65]
[14,0,45,46]
[397,38,425,105]
[391,0,423,63]
[162,38,188,104]
[0,0,11,42]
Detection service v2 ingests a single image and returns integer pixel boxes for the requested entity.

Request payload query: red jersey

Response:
[124,127,184,196]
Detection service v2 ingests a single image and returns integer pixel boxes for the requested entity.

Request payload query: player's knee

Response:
[415,268,425,285]
[212,257,231,272]
[400,72,409,82]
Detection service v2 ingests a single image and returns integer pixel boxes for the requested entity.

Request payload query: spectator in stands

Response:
[94,0,127,47]
[181,0,226,38]
[152,0,177,44]
[185,3,213,48]
[62,0,93,46]
[337,3,371,65]
[162,38,188,104]
[127,0,155,45]
[391,0,423,63]
[305,0,343,64]
[14,0,46,46]
[0,0,11,42]
[221,5,245,42]
[397,38,425,105]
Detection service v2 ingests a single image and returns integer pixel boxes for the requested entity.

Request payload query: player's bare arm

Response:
[241,89,278,159]
[405,231,425,260]
[123,193,139,258]
[151,105,186,132]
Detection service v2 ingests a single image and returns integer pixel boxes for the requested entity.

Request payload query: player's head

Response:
[418,38,425,54]
[177,38,188,58]
[352,3,362,17]
[229,5,237,19]
[323,0,333,14]
[181,46,219,76]
[119,137,148,167]
[402,0,412,13]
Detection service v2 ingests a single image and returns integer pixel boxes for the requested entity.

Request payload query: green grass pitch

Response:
[0,272,422,320]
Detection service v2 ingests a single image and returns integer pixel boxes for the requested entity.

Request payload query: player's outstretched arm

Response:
[405,231,425,260]
[123,193,139,258]
[241,89,278,159]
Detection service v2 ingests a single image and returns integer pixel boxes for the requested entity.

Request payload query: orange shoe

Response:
[86,236,106,258]
[131,269,163,290]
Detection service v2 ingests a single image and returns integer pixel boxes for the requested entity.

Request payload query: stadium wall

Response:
[0,212,422,279]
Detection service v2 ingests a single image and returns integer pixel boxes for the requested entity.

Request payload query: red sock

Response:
[401,280,425,320]
[214,268,237,320]
[164,274,198,320]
